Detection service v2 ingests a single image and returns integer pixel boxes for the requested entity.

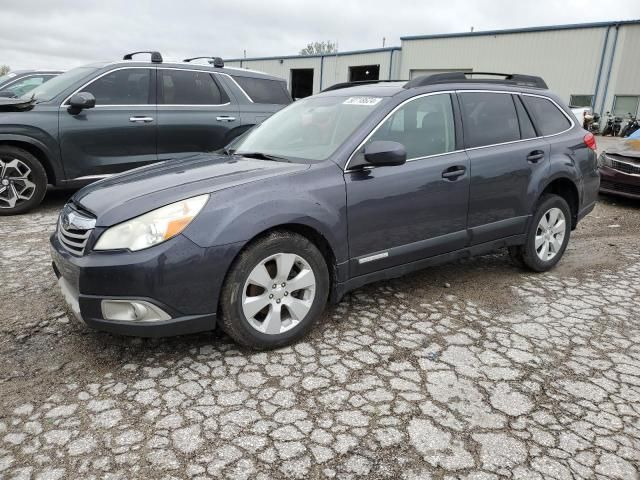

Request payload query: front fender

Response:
[183,162,348,263]
[0,121,63,182]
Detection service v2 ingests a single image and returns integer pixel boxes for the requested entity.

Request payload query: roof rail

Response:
[322,79,408,92]
[183,56,224,68]
[404,72,548,89]
[123,51,163,63]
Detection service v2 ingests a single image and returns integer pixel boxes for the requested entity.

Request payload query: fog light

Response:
[101,300,171,322]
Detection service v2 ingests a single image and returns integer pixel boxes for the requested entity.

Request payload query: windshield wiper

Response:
[236,152,290,162]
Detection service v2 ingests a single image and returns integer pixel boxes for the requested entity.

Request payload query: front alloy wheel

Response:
[242,253,316,334]
[220,231,329,349]
[0,146,48,215]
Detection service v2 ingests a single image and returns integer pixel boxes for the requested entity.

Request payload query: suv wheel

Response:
[509,194,571,272]
[220,231,330,349]
[0,146,47,215]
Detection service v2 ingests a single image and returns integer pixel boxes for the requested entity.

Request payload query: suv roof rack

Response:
[183,56,224,68]
[404,72,548,89]
[322,79,408,92]
[123,51,163,63]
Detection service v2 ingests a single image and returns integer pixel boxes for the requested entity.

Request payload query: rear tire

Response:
[220,231,330,349]
[509,194,571,272]
[0,146,47,215]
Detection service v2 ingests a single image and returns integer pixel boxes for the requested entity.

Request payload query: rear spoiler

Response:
[0,96,36,112]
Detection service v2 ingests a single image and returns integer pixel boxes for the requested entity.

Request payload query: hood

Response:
[606,136,640,159]
[0,96,35,112]
[73,153,310,226]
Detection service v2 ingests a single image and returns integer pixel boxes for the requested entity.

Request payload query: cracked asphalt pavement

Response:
[1,156,640,478]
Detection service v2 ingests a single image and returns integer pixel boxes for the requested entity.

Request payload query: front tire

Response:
[509,194,571,272]
[220,231,330,349]
[0,146,47,215]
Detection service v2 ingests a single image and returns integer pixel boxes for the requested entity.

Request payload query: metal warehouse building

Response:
[226,20,640,116]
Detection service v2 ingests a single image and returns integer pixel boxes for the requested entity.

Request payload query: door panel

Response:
[346,152,470,276]
[458,92,550,244]
[156,69,239,160]
[59,68,157,179]
[345,93,469,277]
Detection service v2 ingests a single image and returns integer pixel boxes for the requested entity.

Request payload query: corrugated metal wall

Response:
[400,27,607,104]
[226,23,639,115]
[226,49,400,94]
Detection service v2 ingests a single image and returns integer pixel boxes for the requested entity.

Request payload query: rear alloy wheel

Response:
[220,231,329,349]
[509,194,571,272]
[0,146,47,215]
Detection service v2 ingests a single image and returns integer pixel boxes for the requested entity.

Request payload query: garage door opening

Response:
[290,69,314,99]
[349,65,380,82]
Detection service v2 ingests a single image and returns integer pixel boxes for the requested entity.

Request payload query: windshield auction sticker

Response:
[343,96,383,106]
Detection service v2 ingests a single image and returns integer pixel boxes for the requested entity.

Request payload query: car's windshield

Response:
[232,94,388,162]
[21,67,97,102]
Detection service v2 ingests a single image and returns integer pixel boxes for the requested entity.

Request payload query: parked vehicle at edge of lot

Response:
[620,113,639,138]
[0,70,62,99]
[599,133,640,199]
[0,51,291,214]
[50,71,600,349]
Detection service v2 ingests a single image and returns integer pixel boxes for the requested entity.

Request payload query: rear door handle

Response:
[527,150,545,163]
[216,116,236,122]
[442,166,467,180]
[129,116,154,123]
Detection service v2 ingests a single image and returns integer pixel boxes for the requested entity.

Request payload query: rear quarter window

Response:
[522,96,572,136]
[232,76,292,104]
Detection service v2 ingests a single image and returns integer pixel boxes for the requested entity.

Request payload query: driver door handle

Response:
[129,116,154,123]
[442,166,466,180]
[216,116,236,122]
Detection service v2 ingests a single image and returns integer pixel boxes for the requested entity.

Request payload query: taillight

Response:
[584,132,597,151]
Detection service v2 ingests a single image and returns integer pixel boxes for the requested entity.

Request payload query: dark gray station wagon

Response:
[0,51,291,214]
[50,72,600,349]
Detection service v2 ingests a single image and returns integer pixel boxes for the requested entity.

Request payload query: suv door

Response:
[59,67,157,179]
[458,91,550,245]
[345,92,470,277]
[156,68,240,160]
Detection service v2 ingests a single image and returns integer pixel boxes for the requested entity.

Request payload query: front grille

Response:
[57,204,96,256]
[600,180,640,197]
[609,158,640,176]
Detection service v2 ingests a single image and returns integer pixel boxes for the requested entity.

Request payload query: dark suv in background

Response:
[50,72,600,349]
[0,70,62,98]
[0,51,291,214]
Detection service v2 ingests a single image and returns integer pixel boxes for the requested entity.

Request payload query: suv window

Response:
[514,96,537,139]
[522,95,571,136]
[231,76,291,104]
[459,92,520,148]
[83,68,152,105]
[0,75,55,97]
[160,69,228,105]
[368,93,455,159]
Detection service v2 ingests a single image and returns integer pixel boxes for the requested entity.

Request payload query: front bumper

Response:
[599,166,640,200]
[50,232,244,337]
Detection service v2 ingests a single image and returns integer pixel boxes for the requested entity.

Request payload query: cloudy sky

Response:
[1,0,639,70]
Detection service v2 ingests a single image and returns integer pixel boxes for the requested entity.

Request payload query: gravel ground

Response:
[1,137,640,479]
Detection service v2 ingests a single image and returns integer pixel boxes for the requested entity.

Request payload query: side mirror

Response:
[364,140,407,167]
[67,92,95,114]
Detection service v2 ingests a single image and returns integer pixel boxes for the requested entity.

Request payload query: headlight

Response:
[94,194,209,251]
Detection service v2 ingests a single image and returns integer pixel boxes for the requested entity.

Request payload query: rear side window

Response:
[514,96,537,139]
[522,96,571,135]
[459,92,520,148]
[232,76,292,104]
[160,70,228,105]
[84,68,152,105]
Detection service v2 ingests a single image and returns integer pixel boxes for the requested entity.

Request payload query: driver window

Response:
[369,93,455,160]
